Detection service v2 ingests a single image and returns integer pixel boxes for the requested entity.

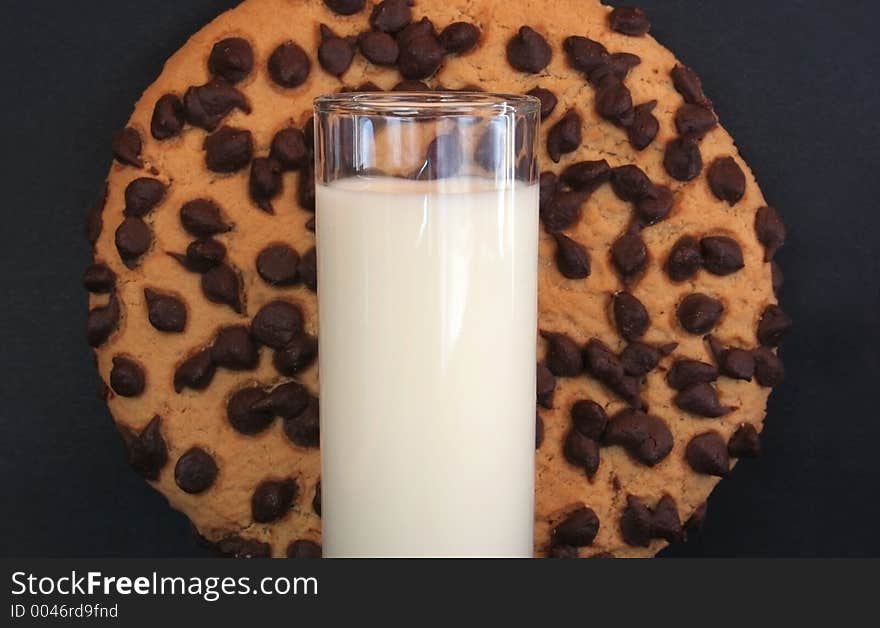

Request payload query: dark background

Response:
[0,0,877,558]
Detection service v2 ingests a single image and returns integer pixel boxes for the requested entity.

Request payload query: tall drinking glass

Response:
[314,93,540,557]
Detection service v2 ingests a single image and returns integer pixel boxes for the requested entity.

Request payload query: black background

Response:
[0,0,877,558]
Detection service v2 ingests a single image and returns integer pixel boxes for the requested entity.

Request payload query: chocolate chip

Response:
[83,263,116,293]
[208,37,254,83]
[665,235,702,281]
[252,478,297,523]
[506,26,551,73]
[619,495,652,546]
[358,30,399,66]
[677,293,723,334]
[115,216,151,267]
[204,126,253,173]
[396,16,436,47]
[124,178,166,217]
[571,399,608,440]
[288,540,322,558]
[273,334,318,376]
[606,52,641,80]
[347,79,387,92]
[175,238,226,273]
[253,245,298,287]
[595,76,634,127]
[685,431,729,476]
[627,101,659,150]
[652,495,683,543]
[227,386,274,434]
[370,0,412,33]
[175,447,218,493]
[303,115,315,151]
[313,480,322,516]
[268,41,311,88]
[86,294,120,347]
[151,94,185,140]
[84,184,107,247]
[582,340,621,384]
[728,423,761,460]
[755,206,786,261]
[664,134,702,181]
[439,22,480,54]
[249,157,282,213]
[611,165,652,202]
[604,408,673,466]
[251,300,304,350]
[112,127,143,168]
[635,185,674,225]
[522,88,556,122]
[546,109,581,163]
[610,233,647,279]
[699,235,744,276]
[144,288,187,332]
[398,32,444,79]
[552,507,599,547]
[298,247,317,292]
[707,336,755,381]
[215,535,271,559]
[620,342,665,377]
[613,292,650,342]
[201,264,242,313]
[753,347,785,387]
[110,356,145,397]
[548,545,579,558]
[323,0,364,15]
[674,382,733,417]
[563,429,600,477]
[563,36,608,76]
[560,160,610,192]
[674,103,717,137]
[284,396,320,448]
[173,349,216,393]
[298,161,316,211]
[539,171,558,207]
[540,330,583,377]
[316,25,354,77]
[180,198,232,236]
[423,132,463,179]
[473,124,504,172]
[757,304,791,347]
[271,128,308,172]
[671,64,712,109]
[211,325,259,370]
[392,79,431,91]
[536,413,545,449]
[552,233,591,279]
[686,502,708,534]
[540,190,585,232]
[609,7,650,36]
[184,78,251,131]
[257,384,311,429]
[120,416,167,481]
[771,261,783,294]
[536,363,556,409]
[707,156,746,205]
[667,360,718,392]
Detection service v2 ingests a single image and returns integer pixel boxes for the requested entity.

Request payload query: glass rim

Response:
[313,91,541,117]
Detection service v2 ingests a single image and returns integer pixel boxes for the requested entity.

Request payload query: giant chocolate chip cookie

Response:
[85,0,789,558]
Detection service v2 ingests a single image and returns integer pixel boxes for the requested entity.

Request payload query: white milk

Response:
[316,176,539,557]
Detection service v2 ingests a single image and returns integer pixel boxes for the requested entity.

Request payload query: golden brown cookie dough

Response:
[85,0,788,558]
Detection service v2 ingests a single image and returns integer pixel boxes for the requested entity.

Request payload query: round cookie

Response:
[85,0,789,558]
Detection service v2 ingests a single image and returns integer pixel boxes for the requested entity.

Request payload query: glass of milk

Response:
[313,92,540,557]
